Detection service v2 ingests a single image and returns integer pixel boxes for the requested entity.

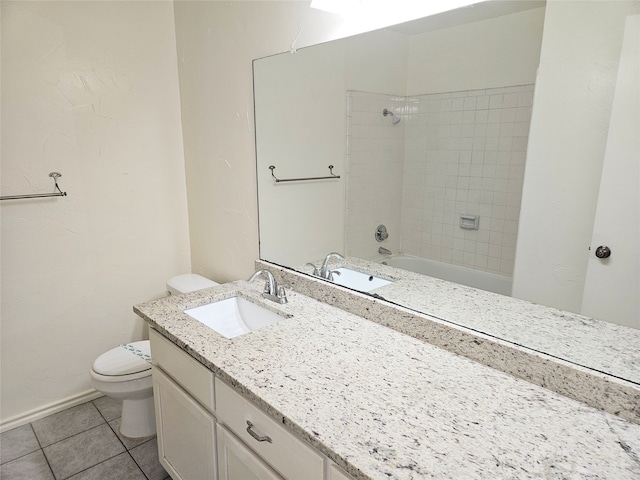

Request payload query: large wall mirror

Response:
[255,1,640,384]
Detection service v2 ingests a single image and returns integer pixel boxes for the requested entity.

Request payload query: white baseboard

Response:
[1,389,104,433]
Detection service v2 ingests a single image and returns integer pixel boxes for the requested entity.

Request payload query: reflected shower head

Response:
[383,108,401,125]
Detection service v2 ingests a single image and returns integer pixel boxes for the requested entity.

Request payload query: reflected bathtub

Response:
[377,254,512,296]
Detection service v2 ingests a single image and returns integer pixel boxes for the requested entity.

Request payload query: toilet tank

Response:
[167,274,219,295]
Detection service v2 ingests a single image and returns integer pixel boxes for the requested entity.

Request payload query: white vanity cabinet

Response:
[150,329,356,480]
[216,423,283,480]
[153,367,217,479]
[215,378,325,480]
[150,329,217,480]
[328,463,356,480]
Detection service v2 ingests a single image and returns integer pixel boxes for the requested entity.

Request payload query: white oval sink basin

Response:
[330,268,392,292]
[184,296,286,339]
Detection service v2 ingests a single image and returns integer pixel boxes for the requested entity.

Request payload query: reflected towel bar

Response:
[1,172,67,201]
[269,165,340,183]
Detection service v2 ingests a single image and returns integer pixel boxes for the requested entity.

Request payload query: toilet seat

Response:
[91,340,151,382]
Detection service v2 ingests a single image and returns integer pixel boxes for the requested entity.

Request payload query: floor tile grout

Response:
[1,397,165,480]
[31,423,57,480]
[126,450,151,480]
[57,451,136,480]
[102,415,152,480]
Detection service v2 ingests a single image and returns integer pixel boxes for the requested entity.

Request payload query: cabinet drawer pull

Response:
[246,421,273,443]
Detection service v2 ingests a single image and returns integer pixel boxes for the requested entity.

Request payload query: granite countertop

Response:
[134,280,640,480]
[286,258,640,423]
[299,257,640,385]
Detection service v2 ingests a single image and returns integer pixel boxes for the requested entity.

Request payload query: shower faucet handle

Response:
[375,225,389,242]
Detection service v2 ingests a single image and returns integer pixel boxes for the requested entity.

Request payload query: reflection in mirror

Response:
[256,1,544,270]
[254,1,640,384]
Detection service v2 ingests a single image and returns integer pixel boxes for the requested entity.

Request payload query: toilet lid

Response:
[92,340,152,377]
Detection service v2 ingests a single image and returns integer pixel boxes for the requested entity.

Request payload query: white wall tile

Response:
[346,84,533,276]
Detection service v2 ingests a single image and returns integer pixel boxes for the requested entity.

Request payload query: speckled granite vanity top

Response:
[298,257,640,385]
[134,281,640,480]
[281,259,639,425]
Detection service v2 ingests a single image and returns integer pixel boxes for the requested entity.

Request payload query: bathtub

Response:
[377,254,512,296]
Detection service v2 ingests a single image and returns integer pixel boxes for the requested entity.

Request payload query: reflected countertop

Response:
[274,259,639,424]
[134,280,640,480]
[297,256,640,385]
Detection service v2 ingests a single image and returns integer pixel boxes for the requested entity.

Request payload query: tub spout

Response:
[379,247,392,255]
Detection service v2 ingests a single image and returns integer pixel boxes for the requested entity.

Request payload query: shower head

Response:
[383,108,401,125]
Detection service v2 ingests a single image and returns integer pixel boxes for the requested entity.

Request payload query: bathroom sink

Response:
[184,296,286,339]
[330,268,392,292]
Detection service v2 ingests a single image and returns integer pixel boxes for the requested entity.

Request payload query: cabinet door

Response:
[215,379,324,480]
[217,424,283,480]
[328,463,356,480]
[153,366,217,480]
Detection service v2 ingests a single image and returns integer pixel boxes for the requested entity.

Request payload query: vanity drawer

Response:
[215,378,324,480]
[149,329,215,412]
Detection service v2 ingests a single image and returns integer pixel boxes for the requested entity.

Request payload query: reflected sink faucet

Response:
[249,269,288,304]
[305,263,320,277]
[319,252,344,280]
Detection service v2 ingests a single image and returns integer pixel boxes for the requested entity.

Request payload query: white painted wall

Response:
[173,1,403,281]
[1,2,191,424]
[581,14,639,329]
[513,0,640,313]
[406,8,545,95]
[254,28,409,266]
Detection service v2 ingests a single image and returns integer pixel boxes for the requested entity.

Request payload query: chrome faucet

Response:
[248,269,287,304]
[305,262,320,276]
[327,269,341,282]
[319,252,344,279]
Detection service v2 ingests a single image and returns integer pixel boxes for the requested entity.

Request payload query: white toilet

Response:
[90,274,218,438]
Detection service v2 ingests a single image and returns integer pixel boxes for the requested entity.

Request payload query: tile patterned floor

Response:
[0,397,170,480]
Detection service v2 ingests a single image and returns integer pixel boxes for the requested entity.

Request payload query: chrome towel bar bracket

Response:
[1,172,68,201]
[269,165,340,183]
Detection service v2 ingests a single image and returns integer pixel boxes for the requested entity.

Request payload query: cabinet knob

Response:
[595,246,611,259]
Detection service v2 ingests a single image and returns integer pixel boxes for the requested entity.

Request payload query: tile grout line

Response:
[57,452,127,480]
[36,402,107,450]
[98,400,154,480]
[41,421,116,480]
[29,423,58,479]
[40,401,118,480]
[127,450,152,480]
[0,424,42,467]
[1,399,164,480]
[54,398,149,480]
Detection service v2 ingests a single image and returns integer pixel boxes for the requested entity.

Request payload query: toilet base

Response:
[120,395,156,438]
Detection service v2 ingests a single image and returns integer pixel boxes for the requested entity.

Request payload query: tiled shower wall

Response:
[345,91,406,259]
[401,85,533,276]
[346,84,534,277]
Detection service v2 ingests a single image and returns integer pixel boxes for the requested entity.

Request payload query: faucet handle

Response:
[328,269,342,282]
[277,285,288,303]
[305,263,320,276]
